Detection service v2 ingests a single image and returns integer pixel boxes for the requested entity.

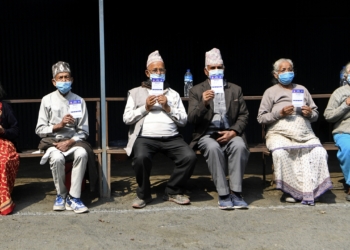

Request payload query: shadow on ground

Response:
[12,149,348,212]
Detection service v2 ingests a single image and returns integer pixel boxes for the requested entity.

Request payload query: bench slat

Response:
[106,143,270,155]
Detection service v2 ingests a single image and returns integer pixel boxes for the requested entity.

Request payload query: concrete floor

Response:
[2,150,349,249]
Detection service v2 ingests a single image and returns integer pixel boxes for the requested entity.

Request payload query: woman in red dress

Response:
[0,83,19,215]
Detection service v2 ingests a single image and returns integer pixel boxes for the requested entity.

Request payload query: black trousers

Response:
[132,135,197,200]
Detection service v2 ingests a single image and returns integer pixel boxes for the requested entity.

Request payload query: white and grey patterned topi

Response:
[205,48,224,66]
[52,61,71,78]
[146,50,163,67]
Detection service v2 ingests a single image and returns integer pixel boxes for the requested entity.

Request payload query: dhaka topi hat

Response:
[205,48,224,67]
[146,50,164,67]
[52,61,71,78]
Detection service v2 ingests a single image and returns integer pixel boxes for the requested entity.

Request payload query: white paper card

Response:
[292,89,304,107]
[69,100,83,118]
[150,78,164,96]
[210,75,224,93]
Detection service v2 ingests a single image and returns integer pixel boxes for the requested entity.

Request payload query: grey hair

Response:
[272,58,294,75]
[342,62,350,76]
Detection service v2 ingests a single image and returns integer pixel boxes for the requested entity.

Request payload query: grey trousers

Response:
[49,147,88,198]
[198,135,250,196]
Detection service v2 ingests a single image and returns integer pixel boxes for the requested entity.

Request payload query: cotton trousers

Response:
[198,135,249,196]
[334,133,350,186]
[49,147,88,198]
[132,135,197,200]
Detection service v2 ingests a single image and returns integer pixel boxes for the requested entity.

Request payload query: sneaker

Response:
[53,195,66,211]
[218,196,234,210]
[131,197,152,209]
[230,193,248,209]
[65,196,88,214]
[163,194,190,205]
[346,194,350,201]
[285,197,297,203]
[282,193,298,203]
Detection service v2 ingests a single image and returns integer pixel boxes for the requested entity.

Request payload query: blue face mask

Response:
[55,81,72,94]
[278,72,294,85]
[347,75,350,83]
[209,69,224,78]
[150,74,165,81]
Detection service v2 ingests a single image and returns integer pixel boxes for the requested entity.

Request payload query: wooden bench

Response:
[104,96,274,191]
[6,98,103,197]
[105,94,339,193]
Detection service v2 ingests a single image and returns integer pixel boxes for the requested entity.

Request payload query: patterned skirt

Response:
[266,115,333,205]
[0,139,20,215]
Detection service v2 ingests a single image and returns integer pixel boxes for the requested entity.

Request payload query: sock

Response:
[232,192,242,198]
[219,194,229,199]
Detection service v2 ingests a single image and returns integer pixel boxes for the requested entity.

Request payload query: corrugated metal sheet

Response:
[0,2,347,149]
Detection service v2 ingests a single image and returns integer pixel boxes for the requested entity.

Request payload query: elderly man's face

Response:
[145,61,166,78]
[274,61,293,79]
[204,64,224,77]
[52,72,73,86]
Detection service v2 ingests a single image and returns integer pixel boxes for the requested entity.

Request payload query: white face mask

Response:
[209,69,224,77]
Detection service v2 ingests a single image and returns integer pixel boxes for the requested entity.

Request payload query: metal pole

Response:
[98,0,109,198]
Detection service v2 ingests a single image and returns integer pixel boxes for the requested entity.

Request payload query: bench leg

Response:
[96,153,102,198]
[107,153,111,198]
[262,152,266,185]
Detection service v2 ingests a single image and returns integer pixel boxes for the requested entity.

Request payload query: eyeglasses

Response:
[148,68,166,74]
[55,75,71,81]
[208,66,224,70]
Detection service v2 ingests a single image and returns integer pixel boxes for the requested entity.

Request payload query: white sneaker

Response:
[65,196,88,214]
[53,195,66,211]
[285,197,297,203]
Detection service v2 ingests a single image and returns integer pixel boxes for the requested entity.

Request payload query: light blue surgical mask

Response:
[278,72,294,85]
[55,81,72,94]
[150,73,165,81]
[209,69,224,78]
[347,75,350,83]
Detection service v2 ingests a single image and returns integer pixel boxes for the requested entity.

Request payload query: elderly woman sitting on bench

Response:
[257,58,333,206]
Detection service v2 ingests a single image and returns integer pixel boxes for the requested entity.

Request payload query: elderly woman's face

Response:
[274,61,293,79]
[345,66,350,76]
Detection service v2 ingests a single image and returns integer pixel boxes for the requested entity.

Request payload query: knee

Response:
[49,151,65,165]
[132,153,151,167]
[228,137,247,153]
[205,143,221,153]
[339,146,350,157]
[74,148,88,161]
[183,150,197,165]
[311,146,327,157]
[272,149,287,159]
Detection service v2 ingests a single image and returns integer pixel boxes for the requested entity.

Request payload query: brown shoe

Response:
[163,194,190,205]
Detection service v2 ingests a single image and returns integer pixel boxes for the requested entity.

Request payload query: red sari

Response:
[0,101,20,215]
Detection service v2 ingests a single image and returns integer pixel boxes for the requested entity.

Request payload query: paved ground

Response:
[1,151,350,249]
